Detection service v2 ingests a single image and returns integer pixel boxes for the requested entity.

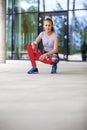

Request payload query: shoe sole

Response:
[51,69,57,74]
[27,72,39,74]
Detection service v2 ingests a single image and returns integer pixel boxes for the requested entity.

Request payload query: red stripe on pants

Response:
[27,44,52,67]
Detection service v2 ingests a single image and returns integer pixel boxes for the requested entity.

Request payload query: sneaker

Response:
[27,67,38,74]
[51,65,57,74]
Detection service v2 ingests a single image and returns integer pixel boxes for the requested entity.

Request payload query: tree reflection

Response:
[69,0,87,57]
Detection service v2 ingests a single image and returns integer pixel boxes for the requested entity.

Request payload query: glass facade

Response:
[6,0,38,59]
[6,0,87,61]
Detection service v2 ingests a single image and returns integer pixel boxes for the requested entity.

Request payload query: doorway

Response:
[38,12,68,60]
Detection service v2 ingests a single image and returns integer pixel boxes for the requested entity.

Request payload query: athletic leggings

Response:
[27,44,59,67]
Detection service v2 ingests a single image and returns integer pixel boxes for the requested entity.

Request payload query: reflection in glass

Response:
[69,0,73,10]
[6,0,12,14]
[75,0,87,9]
[14,13,38,59]
[69,0,87,10]
[6,15,12,59]
[6,13,38,59]
[39,0,67,12]
[68,10,87,61]
[14,0,38,13]
[51,15,66,60]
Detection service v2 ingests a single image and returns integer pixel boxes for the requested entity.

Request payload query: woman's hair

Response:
[43,16,54,31]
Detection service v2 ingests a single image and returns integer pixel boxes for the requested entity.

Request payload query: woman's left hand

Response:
[39,54,47,61]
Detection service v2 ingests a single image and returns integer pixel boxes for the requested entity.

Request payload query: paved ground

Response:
[0,60,87,130]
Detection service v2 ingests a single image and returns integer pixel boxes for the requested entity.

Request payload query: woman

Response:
[27,16,59,74]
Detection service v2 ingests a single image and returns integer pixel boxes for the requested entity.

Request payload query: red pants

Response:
[27,44,52,67]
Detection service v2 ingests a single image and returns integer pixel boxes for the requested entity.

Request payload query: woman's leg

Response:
[38,55,52,65]
[51,54,59,65]
[51,54,59,73]
[27,44,59,67]
[27,44,40,67]
[39,53,59,65]
[27,44,52,66]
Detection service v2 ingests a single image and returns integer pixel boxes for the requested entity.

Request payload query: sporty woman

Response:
[27,16,59,74]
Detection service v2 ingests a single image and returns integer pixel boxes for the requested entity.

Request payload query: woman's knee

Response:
[52,54,59,64]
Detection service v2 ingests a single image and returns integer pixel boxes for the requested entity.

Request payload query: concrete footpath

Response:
[0,60,87,130]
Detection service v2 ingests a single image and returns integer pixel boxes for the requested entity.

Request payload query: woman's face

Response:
[43,20,53,33]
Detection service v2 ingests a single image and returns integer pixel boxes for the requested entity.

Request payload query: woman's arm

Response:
[32,35,41,46]
[32,35,41,49]
[39,36,59,60]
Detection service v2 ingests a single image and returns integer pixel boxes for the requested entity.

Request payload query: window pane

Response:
[52,16,65,59]
[69,0,74,10]
[13,13,38,59]
[75,0,87,9]
[39,0,67,12]
[68,10,87,61]
[6,0,12,14]
[6,15,12,59]
[69,0,87,10]
[14,0,38,13]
